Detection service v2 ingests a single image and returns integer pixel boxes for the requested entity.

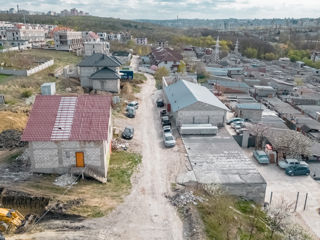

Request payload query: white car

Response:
[163,132,176,148]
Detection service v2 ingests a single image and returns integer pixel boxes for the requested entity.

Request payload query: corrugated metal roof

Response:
[78,53,121,67]
[215,80,249,88]
[164,80,229,113]
[21,95,111,142]
[236,103,264,110]
[90,67,120,79]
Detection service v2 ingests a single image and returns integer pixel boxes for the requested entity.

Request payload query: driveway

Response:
[9,74,186,240]
[245,149,320,238]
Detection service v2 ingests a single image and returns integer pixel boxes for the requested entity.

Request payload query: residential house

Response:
[4,24,45,47]
[164,80,229,128]
[21,95,113,182]
[311,51,320,62]
[97,32,107,41]
[78,53,121,93]
[84,41,110,56]
[269,78,294,94]
[156,40,168,48]
[150,47,183,72]
[235,103,264,122]
[135,37,148,45]
[54,30,83,52]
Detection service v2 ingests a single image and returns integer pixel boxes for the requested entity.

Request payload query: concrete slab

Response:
[182,128,266,203]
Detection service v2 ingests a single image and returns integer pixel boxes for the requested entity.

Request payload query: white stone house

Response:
[78,53,121,93]
[21,95,113,182]
[164,80,229,128]
[54,31,83,51]
[135,37,148,45]
[84,41,110,56]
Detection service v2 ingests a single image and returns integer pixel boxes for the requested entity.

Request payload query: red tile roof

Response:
[21,95,111,142]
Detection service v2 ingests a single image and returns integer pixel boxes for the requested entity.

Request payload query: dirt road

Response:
[10,73,186,240]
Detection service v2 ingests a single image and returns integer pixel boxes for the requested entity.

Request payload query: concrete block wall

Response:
[29,140,107,176]
[0,59,54,76]
[236,109,263,122]
[80,67,100,87]
[205,182,267,204]
[92,79,120,93]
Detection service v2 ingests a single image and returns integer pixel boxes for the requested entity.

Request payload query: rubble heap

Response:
[0,130,27,149]
[168,190,206,208]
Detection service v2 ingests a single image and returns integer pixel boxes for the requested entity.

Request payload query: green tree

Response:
[244,47,258,58]
[177,60,186,73]
[154,67,169,89]
[264,52,277,61]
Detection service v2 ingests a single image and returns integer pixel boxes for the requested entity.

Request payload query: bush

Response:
[21,90,33,98]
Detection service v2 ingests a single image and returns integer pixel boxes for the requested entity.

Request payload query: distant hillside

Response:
[0,14,181,41]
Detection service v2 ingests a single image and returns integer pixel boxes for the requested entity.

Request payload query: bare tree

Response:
[246,123,269,149]
[267,129,312,159]
[266,199,293,239]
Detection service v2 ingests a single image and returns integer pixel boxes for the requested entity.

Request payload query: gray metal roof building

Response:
[164,80,229,113]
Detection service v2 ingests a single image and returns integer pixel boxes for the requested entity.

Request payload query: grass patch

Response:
[131,73,147,93]
[197,192,281,240]
[0,74,10,84]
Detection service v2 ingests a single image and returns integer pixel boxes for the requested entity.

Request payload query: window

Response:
[65,151,70,158]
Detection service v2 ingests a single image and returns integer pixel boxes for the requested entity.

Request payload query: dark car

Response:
[160,109,167,117]
[285,165,310,176]
[127,107,136,118]
[161,115,171,126]
[122,126,134,139]
[156,98,164,107]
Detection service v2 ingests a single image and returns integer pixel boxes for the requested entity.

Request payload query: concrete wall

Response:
[236,108,263,122]
[175,102,226,127]
[29,140,110,177]
[79,66,100,87]
[204,182,267,204]
[0,59,54,76]
[92,79,120,93]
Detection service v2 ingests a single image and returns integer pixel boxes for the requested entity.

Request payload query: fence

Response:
[0,44,32,53]
[0,59,54,77]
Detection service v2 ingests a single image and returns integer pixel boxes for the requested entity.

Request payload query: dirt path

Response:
[10,73,185,240]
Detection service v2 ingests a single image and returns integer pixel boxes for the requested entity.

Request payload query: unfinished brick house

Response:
[21,95,113,182]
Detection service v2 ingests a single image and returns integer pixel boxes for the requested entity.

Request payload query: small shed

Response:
[41,82,56,96]
[235,103,264,122]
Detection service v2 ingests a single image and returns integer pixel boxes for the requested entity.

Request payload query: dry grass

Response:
[0,111,28,132]
[0,49,81,106]
[14,151,141,218]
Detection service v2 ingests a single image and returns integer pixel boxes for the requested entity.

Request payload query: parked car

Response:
[161,115,171,126]
[127,107,136,118]
[163,132,176,147]
[156,98,164,107]
[227,118,244,125]
[253,150,270,164]
[163,125,172,134]
[285,165,310,176]
[160,109,167,117]
[122,126,134,139]
[231,121,244,129]
[126,101,139,110]
[278,159,308,169]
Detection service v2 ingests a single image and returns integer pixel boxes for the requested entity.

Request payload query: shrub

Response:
[21,90,33,98]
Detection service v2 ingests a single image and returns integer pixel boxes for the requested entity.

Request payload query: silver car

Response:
[163,132,176,148]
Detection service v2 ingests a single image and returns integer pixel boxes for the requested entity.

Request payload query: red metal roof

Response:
[21,95,111,142]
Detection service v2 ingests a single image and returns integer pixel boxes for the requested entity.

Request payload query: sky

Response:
[3,0,320,20]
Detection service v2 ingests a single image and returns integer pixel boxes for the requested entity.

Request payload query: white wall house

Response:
[54,31,83,51]
[84,41,110,56]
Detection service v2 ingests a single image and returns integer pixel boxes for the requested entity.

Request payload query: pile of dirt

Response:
[0,111,28,133]
[111,138,129,151]
[0,129,27,149]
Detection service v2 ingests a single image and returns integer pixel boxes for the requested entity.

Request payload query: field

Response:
[0,74,10,84]
[0,49,81,106]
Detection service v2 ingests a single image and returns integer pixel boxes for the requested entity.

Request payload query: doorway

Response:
[75,152,85,167]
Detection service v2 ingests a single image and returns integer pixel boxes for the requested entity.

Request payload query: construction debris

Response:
[111,138,129,151]
[168,190,206,208]
[53,174,78,187]
[0,130,27,150]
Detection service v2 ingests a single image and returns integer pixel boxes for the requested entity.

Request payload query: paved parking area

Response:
[244,149,320,238]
